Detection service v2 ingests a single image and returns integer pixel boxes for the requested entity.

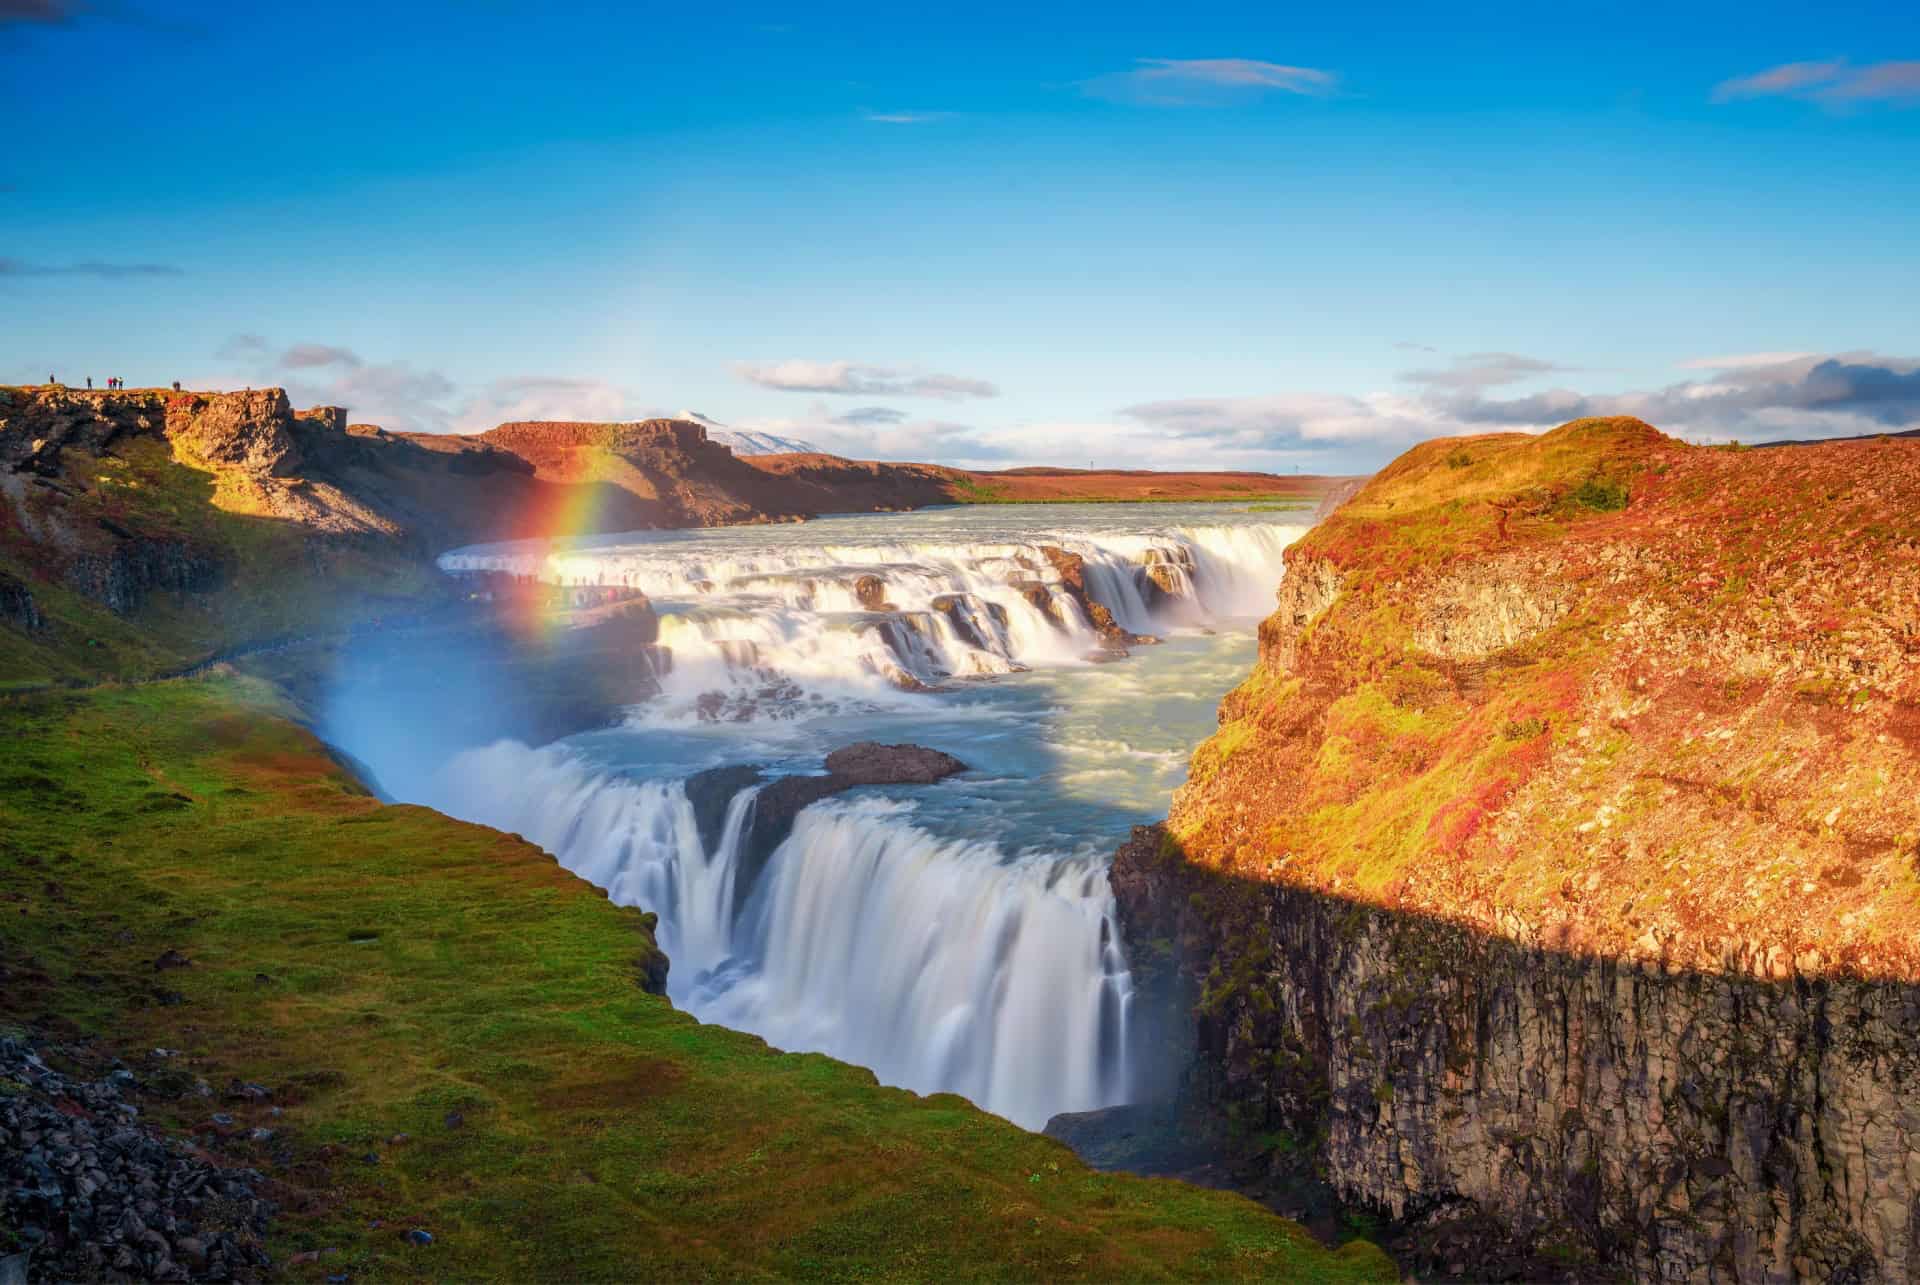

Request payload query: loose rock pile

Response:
[0,1035,273,1282]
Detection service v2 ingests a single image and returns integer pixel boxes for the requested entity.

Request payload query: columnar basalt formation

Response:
[1113,418,1920,1281]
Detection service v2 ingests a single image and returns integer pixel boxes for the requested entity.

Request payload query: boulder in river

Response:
[822,741,968,785]
[686,742,969,914]
[852,574,894,611]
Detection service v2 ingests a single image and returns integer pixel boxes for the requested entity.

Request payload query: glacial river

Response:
[340,504,1304,1129]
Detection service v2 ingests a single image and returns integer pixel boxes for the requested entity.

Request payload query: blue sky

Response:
[4,0,1918,471]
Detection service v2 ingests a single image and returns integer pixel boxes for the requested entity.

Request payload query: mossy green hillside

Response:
[0,680,1394,1282]
[1,433,438,689]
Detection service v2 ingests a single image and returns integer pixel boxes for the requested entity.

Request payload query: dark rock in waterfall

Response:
[822,741,967,786]
[695,742,970,915]
[1037,545,1156,647]
[852,573,893,611]
[684,764,766,854]
[1137,545,1196,611]
[928,594,989,649]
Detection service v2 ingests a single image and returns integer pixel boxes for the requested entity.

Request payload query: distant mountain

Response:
[668,411,819,456]
[704,428,822,456]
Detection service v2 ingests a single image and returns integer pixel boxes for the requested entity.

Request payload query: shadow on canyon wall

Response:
[1080,823,1920,1284]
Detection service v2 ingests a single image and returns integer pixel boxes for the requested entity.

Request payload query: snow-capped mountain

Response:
[676,411,820,456]
[705,428,822,456]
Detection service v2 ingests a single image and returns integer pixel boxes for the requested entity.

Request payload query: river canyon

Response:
[320,504,1309,1130]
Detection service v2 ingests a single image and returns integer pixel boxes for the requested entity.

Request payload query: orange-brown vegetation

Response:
[1169,417,1920,982]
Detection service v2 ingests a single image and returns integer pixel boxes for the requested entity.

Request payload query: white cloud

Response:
[279,343,362,369]
[1676,351,1817,371]
[862,110,956,124]
[1398,351,1574,392]
[1123,350,1920,456]
[734,359,998,400]
[1081,58,1337,107]
[450,376,638,432]
[1713,59,1920,107]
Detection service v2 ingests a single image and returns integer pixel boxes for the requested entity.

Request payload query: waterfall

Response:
[424,742,1131,1129]
[440,518,1307,709]
[389,507,1307,1131]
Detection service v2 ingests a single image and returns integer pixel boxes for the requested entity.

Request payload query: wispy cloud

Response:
[1713,59,1920,107]
[831,406,908,426]
[862,110,956,125]
[0,257,181,278]
[1121,392,1436,448]
[279,343,362,369]
[1675,350,1815,371]
[1399,351,1574,392]
[216,333,270,361]
[451,375,639,432]
[729,408,1022,466]
[735,359,999,400]
[1081,58,1337,107]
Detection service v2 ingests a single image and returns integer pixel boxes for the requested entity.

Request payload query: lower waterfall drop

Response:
[425,742,1132,1130]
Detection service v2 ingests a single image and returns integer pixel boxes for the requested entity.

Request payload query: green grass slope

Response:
[0,680,1393,1282]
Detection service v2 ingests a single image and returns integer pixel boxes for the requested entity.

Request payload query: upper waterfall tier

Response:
[440,503,1309,716]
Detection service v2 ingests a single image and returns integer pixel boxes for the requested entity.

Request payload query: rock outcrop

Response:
[167,389,302,478]
[0,569,41,631]
[822,741,968,785]
[1039,546,1156,648]
[62,536,224,615]
[1111,417,1920,1281]
[686,743,967,914]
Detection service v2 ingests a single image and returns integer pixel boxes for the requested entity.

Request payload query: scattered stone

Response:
[443,1110,465,1130]
[0,1034,273,1283]
[152,949,192,971]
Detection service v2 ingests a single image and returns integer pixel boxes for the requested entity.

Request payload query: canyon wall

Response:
[1115,418,1920,1280]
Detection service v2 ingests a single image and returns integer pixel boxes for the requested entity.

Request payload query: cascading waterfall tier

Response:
[425,742,1131,1129]
[440,509,1307,716]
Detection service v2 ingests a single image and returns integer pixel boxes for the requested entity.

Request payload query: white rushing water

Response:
[390,504,1307,1128]
[441,507,1302,717]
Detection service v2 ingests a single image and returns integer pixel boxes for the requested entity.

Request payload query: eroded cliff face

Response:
[1114,418,1920,1281]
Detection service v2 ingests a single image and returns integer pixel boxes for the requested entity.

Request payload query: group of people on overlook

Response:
[45,375,185,392]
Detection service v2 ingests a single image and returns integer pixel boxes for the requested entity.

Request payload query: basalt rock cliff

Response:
[1111,418,1920,1281]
